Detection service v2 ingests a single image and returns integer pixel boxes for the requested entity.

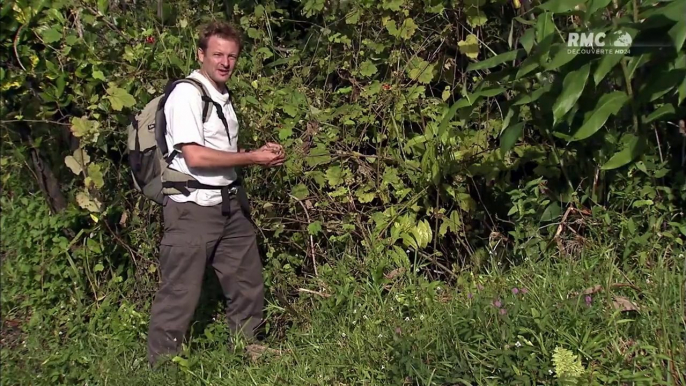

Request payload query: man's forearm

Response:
[181,144,255,168]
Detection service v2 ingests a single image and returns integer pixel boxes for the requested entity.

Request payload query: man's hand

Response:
[259,142,284,156]
[250,147,285,167]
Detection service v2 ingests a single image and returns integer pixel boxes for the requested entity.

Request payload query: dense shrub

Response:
[1,0,684,383]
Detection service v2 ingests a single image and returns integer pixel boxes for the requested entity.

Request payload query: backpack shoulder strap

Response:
[156,77,215,163]
[174,78,213,123]
[180,78,234,147]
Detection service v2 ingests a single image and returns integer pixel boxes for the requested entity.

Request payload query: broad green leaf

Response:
[601,134,643,170]
[412,219,433,249]
[627,54,651,79]
[76,191,101,212]
[586,0,612,17]
[406,57,435,83]
[308,221,322,235]
[256,47,274,59]
[639,0,686,22]
[86,163,105,189]
[513,82,552,105]
[679,76,686,104]
[552,62,591,125]
[540,202,561,222]
[346,9,360,24]
[64,156,83,174]
[75,147,90,165]
[326,166,344,186]
[458,34,480,60]
[92,70,106,81]
[644,104,676,123]
[106,87,136,111]
[637,70,686,103]
[472,87,506,99]
[291,183,309,200]
[70,116,100,141]
[65,147,91,175]
[306,145,331,167]
[355,187,376,203]
[385,20,399,37]
[500,122,524,152]
[515,35,553,79]
[400,18,417,40]
[359,60,378,77]
[97,0,109,13]
[283,104,298,117]
[441,86,451,101]
[536,12,555,44]
[520,28,535,53]
[278,127,293,140]
[545,44,578,70]
[40,27,63,43]
[537,0,583,13]
[594,52,623,85]
[501,106,519,130]
[466,8,487,27]
[571,91,628,141]
[382,168,401,186]
[514,16,536,25]
[668,20,686,53]
[439,211,461,236]
[467,49,524,71]
[382,0,404,11]
[437,97,472,135]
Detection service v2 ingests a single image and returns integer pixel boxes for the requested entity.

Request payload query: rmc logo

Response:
[566,31,632,54]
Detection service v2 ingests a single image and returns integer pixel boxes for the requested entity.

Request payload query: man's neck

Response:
[198,69,227,94]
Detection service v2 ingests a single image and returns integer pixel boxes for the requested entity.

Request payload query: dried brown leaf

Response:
[612,296,639,312]
[119,211,128,226]
[384,267,406,280]
[583,285,604,295]
[245,344,284,362]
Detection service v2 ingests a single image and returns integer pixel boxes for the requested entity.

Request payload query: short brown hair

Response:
[198,21,242,53]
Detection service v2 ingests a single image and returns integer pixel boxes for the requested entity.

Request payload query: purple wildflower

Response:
[467,293,473,299]
[585,295,592,306]
[521,288,529,294]
[499,308,507,315]
[493,299,502,308]
[512,287,520,295]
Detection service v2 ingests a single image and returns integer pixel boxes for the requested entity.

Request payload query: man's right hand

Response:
[250,148,285,167]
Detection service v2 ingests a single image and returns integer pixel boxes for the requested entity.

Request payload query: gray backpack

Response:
[127,77,234,204]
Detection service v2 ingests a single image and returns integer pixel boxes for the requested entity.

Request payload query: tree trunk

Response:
[29,145,67,214]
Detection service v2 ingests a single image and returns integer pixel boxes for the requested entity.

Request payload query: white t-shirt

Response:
[164,70,239,206]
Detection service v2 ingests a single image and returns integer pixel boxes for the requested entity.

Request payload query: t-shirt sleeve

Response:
[164,83,205,150]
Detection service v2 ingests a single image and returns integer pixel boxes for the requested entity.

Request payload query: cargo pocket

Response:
[158,232,205,293]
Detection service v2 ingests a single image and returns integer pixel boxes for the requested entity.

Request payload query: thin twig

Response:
[0,119,71,126]
[288,193,318,277]
[13,24,27,71]
[654,126,664,163]
[297,288,330,298]
[102,219,141,270]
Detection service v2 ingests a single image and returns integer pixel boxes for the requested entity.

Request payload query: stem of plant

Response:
[620,58,640,134]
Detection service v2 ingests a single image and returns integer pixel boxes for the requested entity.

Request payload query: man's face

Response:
[198,35,240,85]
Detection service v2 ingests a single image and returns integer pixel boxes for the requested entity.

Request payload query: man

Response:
[147,21,284,366]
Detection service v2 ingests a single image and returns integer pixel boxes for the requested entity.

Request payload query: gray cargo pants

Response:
[147,190,264,365]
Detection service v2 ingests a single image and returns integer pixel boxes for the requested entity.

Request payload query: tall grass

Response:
[3,245,683,385]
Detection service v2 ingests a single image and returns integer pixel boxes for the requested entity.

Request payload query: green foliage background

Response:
[1,0,685,384]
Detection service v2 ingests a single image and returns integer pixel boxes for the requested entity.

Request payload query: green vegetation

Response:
[1,0,684,384]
